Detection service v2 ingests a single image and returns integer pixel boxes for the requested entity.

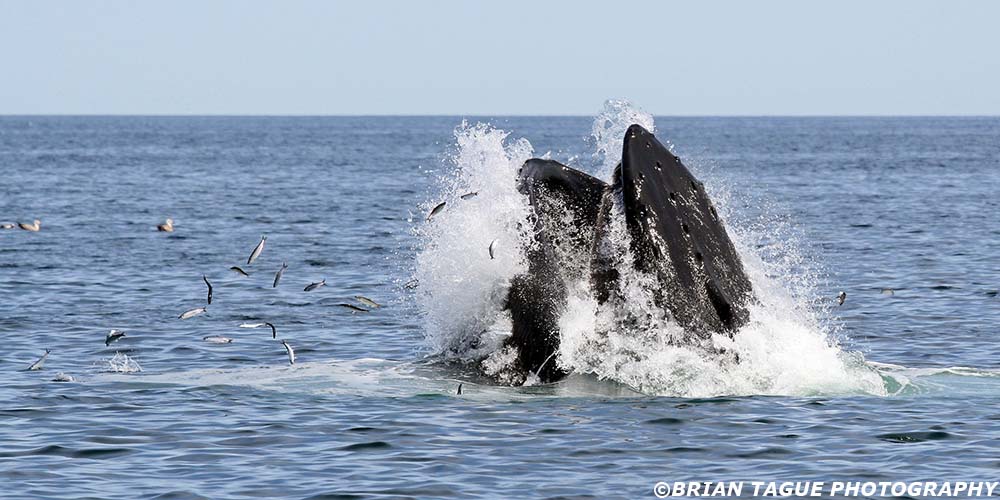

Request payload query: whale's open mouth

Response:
[414,102,888,397]
[501,124,753,383]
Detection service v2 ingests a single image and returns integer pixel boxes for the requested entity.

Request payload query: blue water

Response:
[1,116,999,499]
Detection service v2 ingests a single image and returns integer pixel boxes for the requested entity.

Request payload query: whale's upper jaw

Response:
[619,124,752,335]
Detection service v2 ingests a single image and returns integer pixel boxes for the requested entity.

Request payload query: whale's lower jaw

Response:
[499,124,753,384]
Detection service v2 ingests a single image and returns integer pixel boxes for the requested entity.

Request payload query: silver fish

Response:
[52,372,75,382]
[28,349,50,371]
[489,239,497,260]
[460,191,478,200]
[354,296,382,309]
[230,266,250,277]
[338,303,369,313]
[203,275,213,305]
[281,340,295,365]
[426,201,446,221]
[179,307,207,320]
[105,329,126,347]
[837,291,847,306]
[304,279,326,292]
[273,262,287,288]
[247,235,267,265]
[403,279,419,290]
[457,383,463,395]
[202,336,233,344]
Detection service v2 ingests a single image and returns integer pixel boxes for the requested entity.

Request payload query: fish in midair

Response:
[457,383,463,395]
[273,262,287,288]
[230,266,250,277]
[105,329,126,346]
[52,372,75,382]
[426,201,446,221]
[460,191,478,200]
[27,350,50,371]
[247,235,266,265]
[338,303,369,313]
[18,219,41,232]
[203,275,213,305]
[354,296,382,309]
[304,279,326,292]
[837,291,847,306]
[156,218,174,232]
[403,279,419,290]
[179,307,207,320]
[239,321,276,338]
[489,239,497,260]
[203,336,233,344]
[281,340,295,365]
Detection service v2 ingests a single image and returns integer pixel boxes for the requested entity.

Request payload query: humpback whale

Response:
[500,125,753,383]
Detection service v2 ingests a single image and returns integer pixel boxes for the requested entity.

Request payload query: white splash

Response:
[104,352,143,373]
[414,121,534,360]
[591,99,656,179]
[415,102,887,397]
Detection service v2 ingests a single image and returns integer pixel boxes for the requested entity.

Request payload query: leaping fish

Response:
[238,321,276,339]
[203,275,213,305]
[488,239,497,260]
[460,191,478,200]
[354,296,382,308]
[247,235,266,265]
[426,201,446,221]
[229,266,250,277]
[105,329,126,347]
[281,340,295,365]
[837,291,847,306]
[338,303,369,313]
[273,262,287,288]
[304,279,325,292]
[27,349,50,371]
[203,336,233,344]
[179,307,207,320]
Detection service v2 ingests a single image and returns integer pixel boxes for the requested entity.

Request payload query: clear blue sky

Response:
[2,0,998,115]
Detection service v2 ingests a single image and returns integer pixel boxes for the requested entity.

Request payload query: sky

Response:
[1,0,998,115]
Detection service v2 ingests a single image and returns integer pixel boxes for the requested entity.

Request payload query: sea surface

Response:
[1,115,998,499]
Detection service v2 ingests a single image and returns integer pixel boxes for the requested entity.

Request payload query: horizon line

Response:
[2,113,999,118]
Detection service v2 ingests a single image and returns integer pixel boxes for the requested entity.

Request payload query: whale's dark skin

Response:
[501,125,752,383]
[503,159,607,382]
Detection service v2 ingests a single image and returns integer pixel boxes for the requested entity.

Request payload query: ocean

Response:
[1,113,998,499]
